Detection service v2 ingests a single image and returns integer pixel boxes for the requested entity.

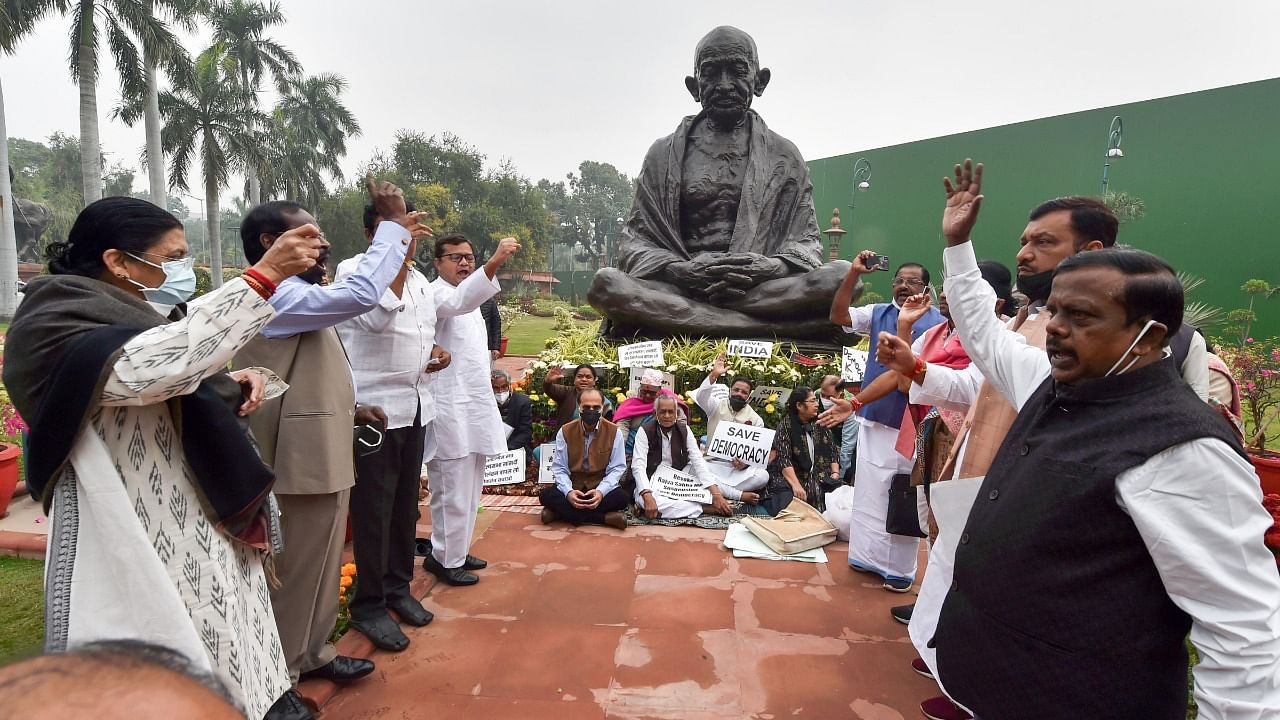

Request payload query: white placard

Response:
[705,384,730,406]
[650,464,713,504]
[749,385,792,406]
[537,443,556,484]
[841,348,868,382]
[482,450,527,486]
[617,340,664,368]
[628,367,676,392]
[727,339,773,359]
[706,421,775,468]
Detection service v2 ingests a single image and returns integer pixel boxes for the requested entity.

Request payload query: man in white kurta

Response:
[691,352,769,502]
[424,234,520,585]
[632,395,728,519]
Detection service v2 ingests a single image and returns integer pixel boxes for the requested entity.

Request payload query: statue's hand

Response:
[704,253,788,283]
[669,261,717,294]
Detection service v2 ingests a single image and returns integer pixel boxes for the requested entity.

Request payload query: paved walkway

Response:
[320,511,936,719]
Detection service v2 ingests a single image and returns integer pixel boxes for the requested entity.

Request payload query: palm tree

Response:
[1,0,45,318]
[206,0,299,207]
[161,43,258,288]
[260,72,360,206]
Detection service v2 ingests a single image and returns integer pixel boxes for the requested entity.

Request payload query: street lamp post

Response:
[848,157,872,209]
[823,208,847,262]
[179,192,208,266]
[1100,115,1124,196]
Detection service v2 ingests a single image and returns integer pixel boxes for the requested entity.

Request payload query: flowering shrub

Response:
[0,335,28,443]
[332,562,358,641]
[1216,336,1280,454]
[1263,494,1280,572]
[515,327,849,441]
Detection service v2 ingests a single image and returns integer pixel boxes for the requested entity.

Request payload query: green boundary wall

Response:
[807,77,1280,339]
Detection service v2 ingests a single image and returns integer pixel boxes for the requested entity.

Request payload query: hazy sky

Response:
[5,0,1280,213]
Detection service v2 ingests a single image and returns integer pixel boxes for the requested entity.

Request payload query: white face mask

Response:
[147,301,176,317]
[495,391,510,404]
[1104,319,1157,377]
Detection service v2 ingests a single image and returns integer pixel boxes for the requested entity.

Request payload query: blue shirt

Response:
[262,221,411,338]
[551,423,626,496]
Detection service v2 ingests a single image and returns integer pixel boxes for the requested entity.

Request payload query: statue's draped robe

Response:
[618,110,824,282]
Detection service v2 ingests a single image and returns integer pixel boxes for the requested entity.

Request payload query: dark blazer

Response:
[499,391,533,451]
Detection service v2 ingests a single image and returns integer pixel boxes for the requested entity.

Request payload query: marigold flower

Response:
[548,399,557,407]
[529,394,540,402]
[340,576,353,588]
[616,393,627,404]
[765,404,776,414]
[341,563,357,577]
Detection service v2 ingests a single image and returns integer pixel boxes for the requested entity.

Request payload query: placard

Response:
[706,421,775,468]
[617,340,664,369]
[727,339,773,359]
[841,348,869,383]
[749,385,792,407]
[628,367,676,392]
[482,450,527,486]
[703,383,730,407]
[651,464,712,504]
[537,443,556,484]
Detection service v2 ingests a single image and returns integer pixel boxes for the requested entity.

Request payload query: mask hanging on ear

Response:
[1104,319,1157,377]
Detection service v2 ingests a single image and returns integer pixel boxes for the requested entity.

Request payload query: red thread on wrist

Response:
[908,357,928,382]
[244,267,278,294]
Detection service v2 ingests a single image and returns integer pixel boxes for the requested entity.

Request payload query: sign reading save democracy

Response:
[706,421,775,468]
[651,464,712,504]
[726,339,773,359]
[483,450,527,486]
[842,348,868,382]
[617,340,664,368]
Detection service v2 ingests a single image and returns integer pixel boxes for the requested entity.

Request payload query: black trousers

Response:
[349,419,425,621]
[760,487,795,517]
[539,486,630,525]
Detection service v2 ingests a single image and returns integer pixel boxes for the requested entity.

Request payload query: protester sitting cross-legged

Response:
[761,387,838,515]
[691,352,770,504]
[632,394,732,520]
[2,196,326,719]
[540,388,630,529]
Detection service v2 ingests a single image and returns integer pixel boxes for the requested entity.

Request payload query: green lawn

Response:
[503,315,598,356]
[0,557,44,664]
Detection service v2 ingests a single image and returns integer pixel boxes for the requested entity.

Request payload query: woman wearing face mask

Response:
[3,197,324,718]
[762,387,839,515]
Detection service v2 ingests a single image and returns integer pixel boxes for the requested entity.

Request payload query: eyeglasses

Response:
[268,231,327,243]
[440,253,476,265]
[892,278,926,289]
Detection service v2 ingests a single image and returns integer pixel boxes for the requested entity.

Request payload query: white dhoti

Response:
[426,452,487,569]
[705,459,768,500]
[846,420,925,581]
[910,476,985,681]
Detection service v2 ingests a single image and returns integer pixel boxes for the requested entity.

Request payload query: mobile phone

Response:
[865,253,889,271]
[925,283,939,304]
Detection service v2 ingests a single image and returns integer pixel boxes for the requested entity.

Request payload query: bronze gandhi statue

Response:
[588,26,859,341]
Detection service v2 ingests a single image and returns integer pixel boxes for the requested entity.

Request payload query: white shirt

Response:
[631,423,716,495]
[943,241,1280,719]
[426,271,505,461]
[336,260,435,430]
[692,376,764,441]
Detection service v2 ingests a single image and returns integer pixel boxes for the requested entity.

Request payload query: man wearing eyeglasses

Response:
[829,253,946,593]
[424,233,521,587]
[540,388,629,529]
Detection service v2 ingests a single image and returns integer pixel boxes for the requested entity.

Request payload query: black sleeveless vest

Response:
[934,358,1244,720]
[644,419,689,477]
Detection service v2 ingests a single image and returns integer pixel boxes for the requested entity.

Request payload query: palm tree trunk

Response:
[143,52,166,209]
[77,1,102,204]
[0,78,21,320]
[206,174,223,290]
[242,66,261,207]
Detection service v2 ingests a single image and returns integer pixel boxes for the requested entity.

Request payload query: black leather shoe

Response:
[418,538,486,570]
[349,615,410,652]
[298,655,375,683]
[890,603,914,625]
[423,554,479,586]
[264,689,315,720]
[387,596,434,627]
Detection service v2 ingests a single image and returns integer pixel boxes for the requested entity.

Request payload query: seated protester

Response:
[632,395,732,520]
[492,369,533,454]
[542,363,615,424]
[613,368,690,458]
[539,388,629,529]
[692,352,769,503]
[761,387,839,515]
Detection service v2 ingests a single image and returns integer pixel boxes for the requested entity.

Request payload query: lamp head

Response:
[1107,148,1124,158]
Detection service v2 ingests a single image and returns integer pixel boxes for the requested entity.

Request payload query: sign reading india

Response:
[726,339,773,359]
[706,421,775,468]
[650,464,713,504]
[617,340,664,369]
[628,367,676,392]
[482,450,527,486]
[537,443,556,484]
[842,348,869,382]
[749,385,792,406]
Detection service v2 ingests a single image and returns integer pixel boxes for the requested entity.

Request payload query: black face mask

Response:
[580,408,602,425]
[728,396,748,412]
[1016,268,1055,303]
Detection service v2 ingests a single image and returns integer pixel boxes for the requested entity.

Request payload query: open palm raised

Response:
[942,158,984,245]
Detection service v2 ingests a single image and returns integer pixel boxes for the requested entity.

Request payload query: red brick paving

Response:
[319,511,938,719]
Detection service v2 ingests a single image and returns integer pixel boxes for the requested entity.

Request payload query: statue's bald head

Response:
[694,26,759,71]
[686,26,771,127]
